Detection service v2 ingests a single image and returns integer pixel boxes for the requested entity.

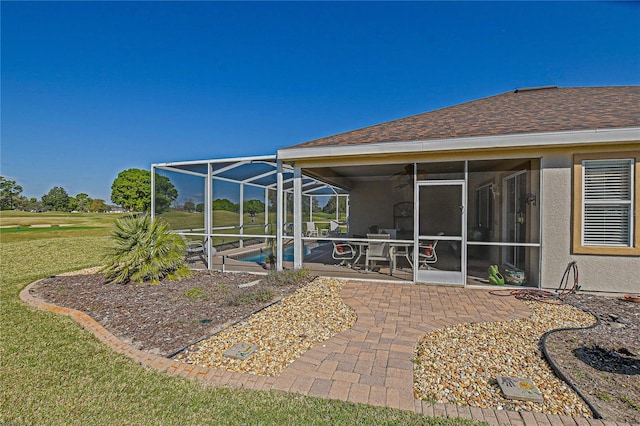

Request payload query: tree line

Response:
[0,168,168,213]
[2,168,346,215]
[1,169,266,215]
[0,176,110,212]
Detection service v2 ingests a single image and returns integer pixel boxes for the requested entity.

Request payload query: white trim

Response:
[150,165,156,220]
[276,161,284,271]
[155,165,208,178]
[153,155,276,168]
[293,167,303,269]
[467,241,541,247]
[278,127,640,160]
[206,164,213,268]
[415,179,466,285]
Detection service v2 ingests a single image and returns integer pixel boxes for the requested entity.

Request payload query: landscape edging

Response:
[19,278,620,426]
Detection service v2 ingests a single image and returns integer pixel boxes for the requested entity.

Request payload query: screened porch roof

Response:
[153,155,349,196]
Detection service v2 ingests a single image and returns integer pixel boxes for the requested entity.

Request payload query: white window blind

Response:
[582,159,634,246]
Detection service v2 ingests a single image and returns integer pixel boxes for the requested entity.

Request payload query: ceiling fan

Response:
[392,164,427,191]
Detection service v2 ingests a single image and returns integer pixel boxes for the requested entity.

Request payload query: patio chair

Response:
[365,234,392,274]
[305,222,319,237]
[332,241,356,267]
[415,232,443,269]
[180,234,208,263]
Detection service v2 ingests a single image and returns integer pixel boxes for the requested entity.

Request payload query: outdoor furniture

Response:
[379,228,397,239]
[389,241,413,270]
[415,233,443,269]
[329,219,348,236]
[180,234,206,263]
[331,241,356,266]
[365,233,392,274]
[305,222,319,237]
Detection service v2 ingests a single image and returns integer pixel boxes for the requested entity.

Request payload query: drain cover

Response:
[223,342,258,360]
[497,376,543,402]
[238,280,261,289]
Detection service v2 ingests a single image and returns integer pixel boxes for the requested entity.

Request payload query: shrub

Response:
[227,287,275,306]
[183,287,209,302]
[264,268,312,287]
[100,214,192,284]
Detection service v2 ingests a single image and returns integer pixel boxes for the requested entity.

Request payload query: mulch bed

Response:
[545,293,640,423]
[30,270,313,357]
[28,272,639,422]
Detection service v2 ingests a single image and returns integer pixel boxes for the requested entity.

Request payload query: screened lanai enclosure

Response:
[151,156,350,273]
[151,156,542,288]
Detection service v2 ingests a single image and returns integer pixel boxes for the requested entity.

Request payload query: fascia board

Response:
[277,127,640,160]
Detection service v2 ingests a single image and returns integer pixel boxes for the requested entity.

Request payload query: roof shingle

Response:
[288,86,640,149]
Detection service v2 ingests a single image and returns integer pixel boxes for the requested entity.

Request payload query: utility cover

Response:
[497,376,544,402]
[238,280,261,289]
[223,342,258,360]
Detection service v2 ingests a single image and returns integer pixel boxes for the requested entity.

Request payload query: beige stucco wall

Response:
[348,179,411,236]
[541,152,639,294]
[297,144,638,293]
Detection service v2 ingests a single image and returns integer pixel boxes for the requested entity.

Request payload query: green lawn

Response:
[0,211,483,425]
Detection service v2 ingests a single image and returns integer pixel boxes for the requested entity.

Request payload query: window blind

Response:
[582,159,633,246]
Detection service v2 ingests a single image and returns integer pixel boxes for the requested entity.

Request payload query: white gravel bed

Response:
[175,277,356,377]
[414,300,597,417]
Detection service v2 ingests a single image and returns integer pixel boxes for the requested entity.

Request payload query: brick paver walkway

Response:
[21,279,633,426]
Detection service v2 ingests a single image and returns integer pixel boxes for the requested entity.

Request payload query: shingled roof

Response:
[288,86,640,149]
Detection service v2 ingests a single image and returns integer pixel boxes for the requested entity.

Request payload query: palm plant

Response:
[101,215,192,284]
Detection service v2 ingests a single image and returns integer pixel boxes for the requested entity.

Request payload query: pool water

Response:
[235,244,315,263]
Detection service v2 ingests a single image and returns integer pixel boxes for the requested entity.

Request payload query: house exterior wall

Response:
[290,141,638,293]
[541,149,639,294]
[349,179,411,237]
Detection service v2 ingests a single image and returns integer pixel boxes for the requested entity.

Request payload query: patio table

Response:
[389,241,414,272]
[351,240,414,275]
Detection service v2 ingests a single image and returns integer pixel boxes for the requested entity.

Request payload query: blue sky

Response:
[2,1,639,202]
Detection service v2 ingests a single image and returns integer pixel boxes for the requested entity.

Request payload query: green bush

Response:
[183,287,209,302]
[227,287,275,306]
[100,214,192,284]
[264,268,312,287]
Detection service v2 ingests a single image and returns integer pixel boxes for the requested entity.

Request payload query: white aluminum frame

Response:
[151,155,348,271]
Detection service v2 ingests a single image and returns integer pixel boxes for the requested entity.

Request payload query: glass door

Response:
[503,171,527,269]
[415,181,466,285]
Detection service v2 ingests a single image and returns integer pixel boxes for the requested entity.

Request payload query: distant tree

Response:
[68,196,77,211]
[267,189,276,209]
[89,199,108,212]
[244,199,265,215]
[110,169,177,213]
[212,198,238,212]
[183,200,195,212]
[41,186,70,211]
[195,203,204,213]
[15,196,41,212]
[75,193,92,212]
[0,176,23,210]
[322,196,347,215]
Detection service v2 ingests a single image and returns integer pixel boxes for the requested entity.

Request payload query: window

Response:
[573,152,639,256]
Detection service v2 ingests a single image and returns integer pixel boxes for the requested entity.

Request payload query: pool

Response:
[234,244,317,263]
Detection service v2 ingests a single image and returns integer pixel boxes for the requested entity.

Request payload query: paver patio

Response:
[21,279,629,426]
